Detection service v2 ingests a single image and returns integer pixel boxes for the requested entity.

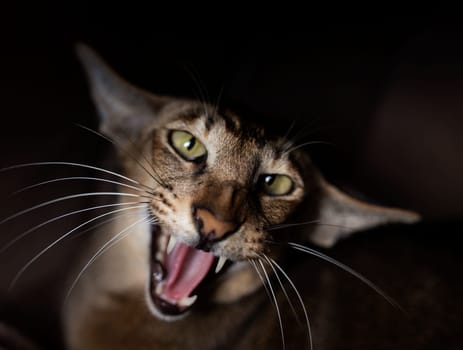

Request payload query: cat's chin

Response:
[145,289,191,322]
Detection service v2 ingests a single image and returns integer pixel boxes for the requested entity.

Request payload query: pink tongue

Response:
[162,240,215,303]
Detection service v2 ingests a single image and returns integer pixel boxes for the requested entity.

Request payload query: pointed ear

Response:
[308,177,420,248]
[75,43,170,143]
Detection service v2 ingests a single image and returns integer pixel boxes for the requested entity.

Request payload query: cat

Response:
[58,45,419,350]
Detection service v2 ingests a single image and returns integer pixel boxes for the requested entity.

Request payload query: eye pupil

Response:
[184,137,196,151]
[264,175,275,186]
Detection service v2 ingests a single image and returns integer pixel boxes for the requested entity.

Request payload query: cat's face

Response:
[122,101,309,319]
[76,44,419,322]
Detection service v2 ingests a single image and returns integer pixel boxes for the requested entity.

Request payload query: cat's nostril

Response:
[194,207,238,242]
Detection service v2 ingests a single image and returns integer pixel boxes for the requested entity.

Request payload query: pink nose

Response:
[194,207,238,241]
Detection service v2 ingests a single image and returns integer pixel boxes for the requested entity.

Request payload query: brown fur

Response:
[63,45,419,350]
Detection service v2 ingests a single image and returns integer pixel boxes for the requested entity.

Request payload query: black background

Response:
[0,9,462,349]
[1,13,463,216]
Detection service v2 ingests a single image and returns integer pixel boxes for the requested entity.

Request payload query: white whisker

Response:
[10,176,151,197]
[266,220,352,232]
[281,120,335,154]
[280,122,313,154]
[8,204,147,291]
[69,209,149,240]
[285,241,402,311]
[0,192,147,227]
[282,120,296,146]
[258,259,286,350]
[183,64,211,118]
[65,214,152,302]
[0,161,146,188]
[268,256,313,350]
[266,220,320,231]
[282,141,334,157]
[0,201,148,253]
[76,124,168,189]
[259,254,301,327]
[248,259,273,304]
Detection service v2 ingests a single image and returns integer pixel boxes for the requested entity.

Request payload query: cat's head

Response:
[76,44,419,321]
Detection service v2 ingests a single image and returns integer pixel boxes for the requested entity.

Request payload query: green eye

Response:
[169,130,207,162]
[260,174,294,196]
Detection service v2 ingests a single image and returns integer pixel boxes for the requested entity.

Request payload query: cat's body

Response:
[59,45,421,350]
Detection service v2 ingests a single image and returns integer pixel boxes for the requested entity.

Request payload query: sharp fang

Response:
[167,235,177,254]
[156,233,169,260]
[215,256,227,274]
[179,294,197,307]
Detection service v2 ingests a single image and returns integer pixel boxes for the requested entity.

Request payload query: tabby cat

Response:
[63,45,419,350]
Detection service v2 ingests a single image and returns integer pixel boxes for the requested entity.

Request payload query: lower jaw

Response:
[148,273,196,319]
[146,288,192,321]
[152,295,185,315]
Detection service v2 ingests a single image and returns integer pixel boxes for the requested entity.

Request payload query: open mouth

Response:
[149,224,228,317]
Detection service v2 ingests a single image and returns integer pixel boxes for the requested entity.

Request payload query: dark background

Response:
[0,9,462,349]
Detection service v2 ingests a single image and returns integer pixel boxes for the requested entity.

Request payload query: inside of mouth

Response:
[149,225,219,315]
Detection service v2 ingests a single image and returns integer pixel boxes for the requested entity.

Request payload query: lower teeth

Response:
[178,294,198,307]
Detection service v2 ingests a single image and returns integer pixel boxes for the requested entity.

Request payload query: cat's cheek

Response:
[260,199,299,224]
[211,262,262,303]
